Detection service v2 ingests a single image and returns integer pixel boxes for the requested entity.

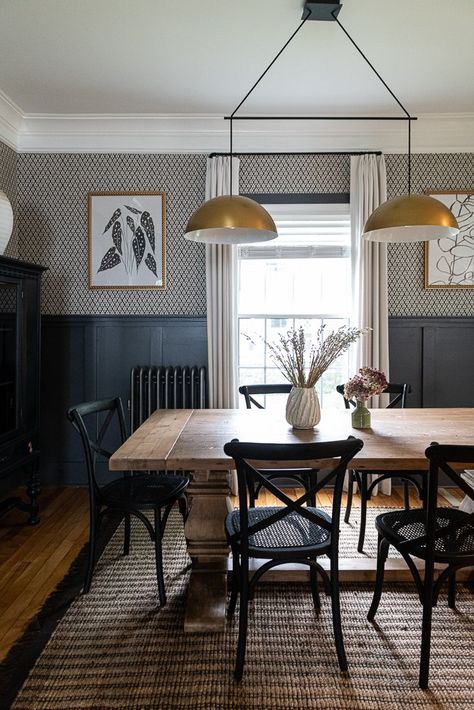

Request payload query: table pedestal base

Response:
[184,470,232,633]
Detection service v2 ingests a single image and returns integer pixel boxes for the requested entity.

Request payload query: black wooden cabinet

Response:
[0,255,47,524]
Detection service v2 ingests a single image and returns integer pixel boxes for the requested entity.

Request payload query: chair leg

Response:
[357,473,368,554]
[228,550,240,618]
[419,563,435,689]
[178,494,188,523]
[154,508,167,607]
[308,471,317,507]
[448,569,456,609]
[367,535,389,621]
[123,513,131,556]
[84,506,100,594]
[234,555,249,682]
[344,471,354,524]
[403,481,410,509]
[329,556,348,672]
[309,561,321,611]
[248,477,256,508]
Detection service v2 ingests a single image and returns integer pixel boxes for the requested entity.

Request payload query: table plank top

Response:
[109,407,474,472]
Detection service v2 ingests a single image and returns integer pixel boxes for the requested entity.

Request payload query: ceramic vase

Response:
[351,399,371,429]
[285,386,321,429]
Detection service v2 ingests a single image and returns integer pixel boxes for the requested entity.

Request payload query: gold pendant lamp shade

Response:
[363,194,460,243]
[185,195,278,245]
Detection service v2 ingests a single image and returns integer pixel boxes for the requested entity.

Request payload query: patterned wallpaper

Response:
[13,149,474,317]
[17,153,207,315]
[0,140,18,257]
[385,153,474,316]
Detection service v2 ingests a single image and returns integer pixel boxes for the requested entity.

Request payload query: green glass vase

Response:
[351,399,371,429]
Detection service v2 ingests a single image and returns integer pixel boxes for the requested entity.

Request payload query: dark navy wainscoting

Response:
[41,316,207,485]
[389,317,474,408]
[38,315,474,485]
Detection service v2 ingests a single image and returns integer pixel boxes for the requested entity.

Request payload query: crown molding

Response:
[0,90,473,154]
[0,90,24,150]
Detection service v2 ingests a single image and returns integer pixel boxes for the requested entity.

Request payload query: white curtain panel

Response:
[350,154,391,495]
[205,156,240,409]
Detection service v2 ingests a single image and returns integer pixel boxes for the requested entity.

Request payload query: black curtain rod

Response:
[209,150,382,158]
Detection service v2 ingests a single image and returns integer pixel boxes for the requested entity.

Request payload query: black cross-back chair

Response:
[67,397,189,605]
[239,384,318,505]
[368,442,474,688]
[224,437,364,681]
[336,382,424,552]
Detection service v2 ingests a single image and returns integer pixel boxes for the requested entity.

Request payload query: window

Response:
[238,203,351,410]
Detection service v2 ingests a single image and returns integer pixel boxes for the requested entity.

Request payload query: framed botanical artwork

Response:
[424,191,474,289]
[88,192,166,289]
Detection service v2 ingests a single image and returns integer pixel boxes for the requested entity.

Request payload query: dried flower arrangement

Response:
[344,366,388,402]
[263,324,366,389]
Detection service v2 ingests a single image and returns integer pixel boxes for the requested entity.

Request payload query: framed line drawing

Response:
[88,192,166,289]
[424,191,474,289]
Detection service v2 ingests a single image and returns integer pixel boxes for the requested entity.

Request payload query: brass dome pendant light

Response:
[184,80,277,244]
[363,194,459,243]
[362,95,459,241]
[185,194,277,245]
[185,1,459,245]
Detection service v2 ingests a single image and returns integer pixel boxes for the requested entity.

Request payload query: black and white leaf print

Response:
[126,215,135,234]
[112,221,122,254]
[132,226,146,268]
[145,253,158,277]
[103,208,121,234]
[125,205,142,215]
[98,247,121,273]
[140,211,155,252]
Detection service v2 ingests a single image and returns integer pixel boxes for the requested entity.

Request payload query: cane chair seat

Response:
[101,473,189,510]
[225,506,332,555]
[376,507,474,561]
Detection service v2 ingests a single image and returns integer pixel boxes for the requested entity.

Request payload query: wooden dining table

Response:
[110,407,474,633]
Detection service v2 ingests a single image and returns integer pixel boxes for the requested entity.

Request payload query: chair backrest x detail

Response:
[239,384,293,410]
[336,382,411,410]
[403,443,474,556]
[67,397,127,500]
[224,438,364,553]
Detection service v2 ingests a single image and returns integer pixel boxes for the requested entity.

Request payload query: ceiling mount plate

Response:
[302,1,343,21]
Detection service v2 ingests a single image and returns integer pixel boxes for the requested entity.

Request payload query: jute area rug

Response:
[7,509,474,710]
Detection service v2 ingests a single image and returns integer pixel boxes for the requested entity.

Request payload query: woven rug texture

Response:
[10,508,474,710]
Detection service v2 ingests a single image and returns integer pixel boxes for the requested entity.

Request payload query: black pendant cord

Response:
[332,16,411,121]
[230,115,233,196]
[228,7,311,198]
[221,5,416,197]
[230,7,312,120]
[333,14,413,195]
[408,118,412,194]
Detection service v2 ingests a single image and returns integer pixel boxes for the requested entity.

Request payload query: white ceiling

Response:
[0,0,473,116]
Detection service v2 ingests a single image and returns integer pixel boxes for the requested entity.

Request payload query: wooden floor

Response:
[0,485,464,663]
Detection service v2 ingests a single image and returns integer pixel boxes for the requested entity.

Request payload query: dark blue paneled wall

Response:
[41,316,207,484]
[40,315,474,485]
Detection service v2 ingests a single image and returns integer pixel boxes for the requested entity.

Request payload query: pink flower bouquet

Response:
[344,367,388,402]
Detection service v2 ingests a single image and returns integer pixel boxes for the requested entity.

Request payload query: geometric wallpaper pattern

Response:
[17,153,207,315]
[6,145,474,317]
[385,153,474,316]
[0,141,18,257]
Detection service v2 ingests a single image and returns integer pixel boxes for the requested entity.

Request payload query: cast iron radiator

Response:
[129,366,207,433]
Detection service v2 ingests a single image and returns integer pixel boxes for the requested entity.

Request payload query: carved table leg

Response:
[27,457,41,525]
[184,469,232,633]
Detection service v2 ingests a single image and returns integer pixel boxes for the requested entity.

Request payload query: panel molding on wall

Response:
[38,314,474,486]
[41,315,207,485]
[389,317,474,408]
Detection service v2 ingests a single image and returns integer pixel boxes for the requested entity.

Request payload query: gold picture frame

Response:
[424,190,474,289]
[88,191,166,290]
